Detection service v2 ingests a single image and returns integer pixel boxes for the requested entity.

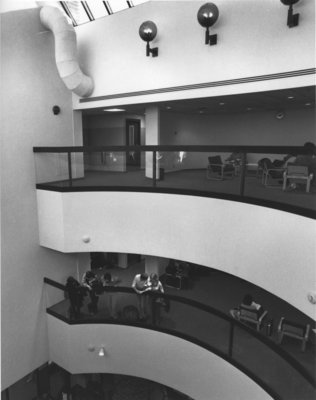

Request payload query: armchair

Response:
[283,164,313,193]
[238,305,268,331]
[261,159,285,186]
[277,317,310,352]
[206,155,235,180]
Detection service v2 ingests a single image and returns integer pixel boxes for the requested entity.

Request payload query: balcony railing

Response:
[33,145,316,218]
[44,277,316,400]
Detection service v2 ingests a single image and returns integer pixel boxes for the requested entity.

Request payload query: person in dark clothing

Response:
[82,270,102,315]
[65,276,84,319]
[293,142,316,188]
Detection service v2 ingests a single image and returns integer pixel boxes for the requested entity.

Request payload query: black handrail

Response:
[33,145,309,154]
[44,277,316,390]
[34,145,316,219]
[45,306,282,400]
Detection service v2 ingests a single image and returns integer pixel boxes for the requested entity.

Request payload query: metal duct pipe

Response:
[39,5,94,97]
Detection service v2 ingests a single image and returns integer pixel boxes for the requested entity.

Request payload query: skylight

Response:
[60,1,148,26]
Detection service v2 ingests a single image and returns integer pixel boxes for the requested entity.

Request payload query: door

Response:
[126,119,141,169]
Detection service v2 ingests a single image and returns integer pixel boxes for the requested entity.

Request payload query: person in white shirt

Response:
[132,273,150,319]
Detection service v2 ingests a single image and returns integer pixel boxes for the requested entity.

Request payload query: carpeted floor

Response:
[40,168,316,212]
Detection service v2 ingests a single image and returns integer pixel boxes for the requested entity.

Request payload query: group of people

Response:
[226,142,316,190]
[267,141,316,189]
[65,270,117,319]
[132,272,167,320]
[65,270,166,321]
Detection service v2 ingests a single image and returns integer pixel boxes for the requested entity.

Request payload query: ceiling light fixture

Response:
[276,111,285,120]
[98,346,105,357]
[287,96,294,99]
[280,0,300,28]
[103,108,126,112]
[246,107,252,111]
[305,102,311,106]
[219,102,225,106]
[197,3,219,46]
[139,21,158,57]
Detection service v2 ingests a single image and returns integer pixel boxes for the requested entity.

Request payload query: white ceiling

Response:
[83,86,316,116]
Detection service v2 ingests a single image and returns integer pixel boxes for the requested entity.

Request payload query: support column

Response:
[145,106,160,179]
[118,253,128,269]
[76,253,90,281]
[72,110,84,179]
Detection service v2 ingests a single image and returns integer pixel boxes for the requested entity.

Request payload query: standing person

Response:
[101,272,118,319]
[82,270,102,315]
[65,276,84,319]
[148,273,168,324]
[132,273,150,320]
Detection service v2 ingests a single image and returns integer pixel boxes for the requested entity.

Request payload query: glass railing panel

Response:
[80,150,152,188]
[82,151,127,187]
[45,279,315,400]
[233,325,316,400]
[244,153,316,212]
[34,152,69,185]
[156,298,230,355]
[48,289,140,321]
[155,151,241,195]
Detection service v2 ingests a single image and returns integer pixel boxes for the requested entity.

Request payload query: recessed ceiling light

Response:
[219,102,225,106]
[287,96,294,99]
[305,102,311,106]
[103,108,126,112]
[246,107,252,111]
[166,106,172,110]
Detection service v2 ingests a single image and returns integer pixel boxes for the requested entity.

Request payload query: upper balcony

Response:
[34,145,316,219]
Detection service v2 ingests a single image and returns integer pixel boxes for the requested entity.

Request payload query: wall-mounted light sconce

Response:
[197,3,219,45]
[139,21,158,57]
[82,235,91,243]
[52,105,60,115]
[280,0,300,28]
[98,346,105,357]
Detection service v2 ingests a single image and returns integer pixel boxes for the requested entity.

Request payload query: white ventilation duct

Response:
[38,5,94,97]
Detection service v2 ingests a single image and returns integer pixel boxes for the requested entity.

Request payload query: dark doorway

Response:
[126,119,141,169]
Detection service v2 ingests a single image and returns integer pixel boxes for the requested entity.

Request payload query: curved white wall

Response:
[37,190,316,319]
[47,315,272,400]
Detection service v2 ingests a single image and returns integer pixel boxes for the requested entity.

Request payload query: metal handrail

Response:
[44,278,316,390]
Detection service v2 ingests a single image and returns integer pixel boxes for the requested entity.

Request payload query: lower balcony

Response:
[44,266,316,400]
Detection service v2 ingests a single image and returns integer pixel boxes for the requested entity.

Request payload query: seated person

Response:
[272,153,296,168]
[230,294,262,319]
[225,152,243,165]
[291,141,316,188]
